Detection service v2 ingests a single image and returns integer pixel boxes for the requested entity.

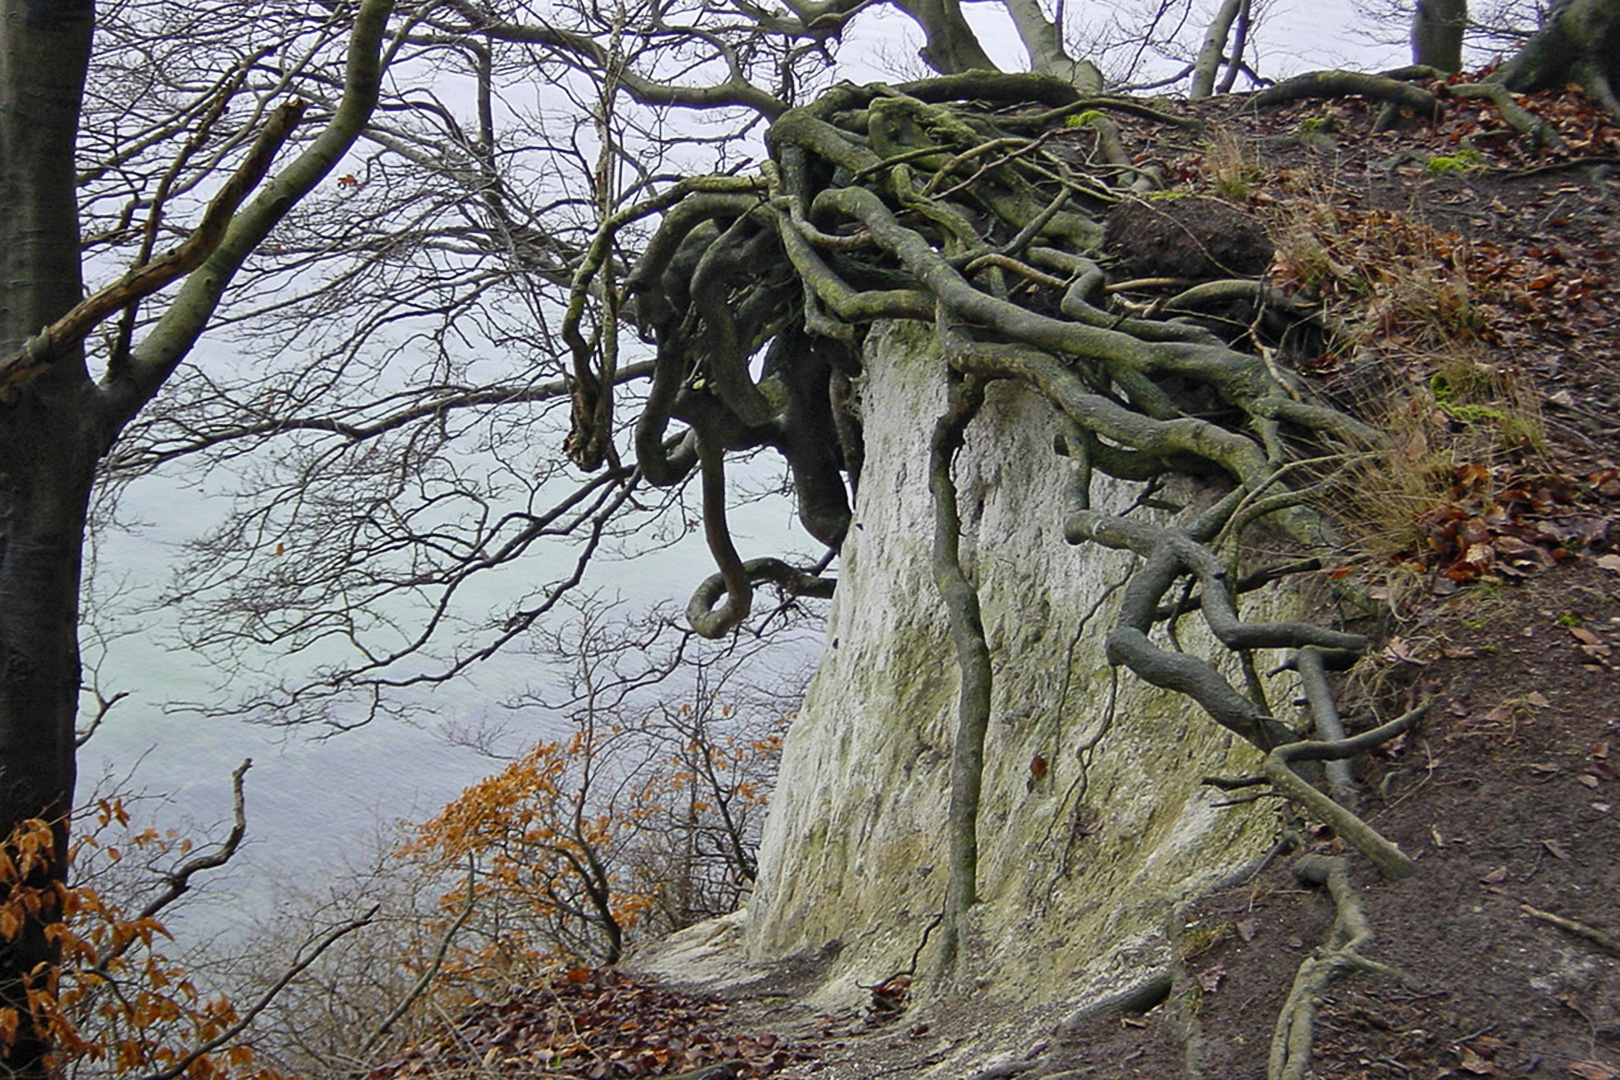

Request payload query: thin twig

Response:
[359,858,480,1060]
[137,906,381,1080]
[1520,903,1620,956]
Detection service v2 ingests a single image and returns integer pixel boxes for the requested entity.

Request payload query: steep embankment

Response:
[626,85,1620,1079]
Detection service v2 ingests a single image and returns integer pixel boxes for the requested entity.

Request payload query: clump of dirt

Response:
[1104,195,1275,279]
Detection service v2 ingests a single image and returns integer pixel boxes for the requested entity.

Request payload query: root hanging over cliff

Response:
[563,76,1439,1045]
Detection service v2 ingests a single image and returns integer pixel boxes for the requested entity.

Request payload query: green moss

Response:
[1429,365,1547,450]
[1423,148,1484,176]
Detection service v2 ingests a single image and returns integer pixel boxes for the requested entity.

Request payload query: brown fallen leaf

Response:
[1383,635,1428,664]
[1543,839,1571,860]
[1480,865,1510,884]
[1595,553,1620,574]
[1568,1060,1620,1080]
[1571,626,1612,655]
[1578,773,1601,788]
[1527,691,1552,708]
[1458,1044,1497,1074]
[1236,919,1258,942]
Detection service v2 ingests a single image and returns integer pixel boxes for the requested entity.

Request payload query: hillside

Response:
[371,79,1620,1080]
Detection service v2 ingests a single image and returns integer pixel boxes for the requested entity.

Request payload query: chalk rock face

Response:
[743,322,1290,1011]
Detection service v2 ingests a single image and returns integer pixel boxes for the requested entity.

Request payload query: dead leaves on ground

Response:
[1398,462,1618,595]
[366,969,804,1080]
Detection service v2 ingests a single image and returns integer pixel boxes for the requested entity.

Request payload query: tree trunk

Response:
[1498,0,1620,116]
[1191,0,1246,97]
[892,0,1001,74]
[1001,0,1103,91]
[1411,0,1467,72]
[0,3,96,1075]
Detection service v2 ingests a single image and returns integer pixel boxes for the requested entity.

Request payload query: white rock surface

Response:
[637,321,1301,1021]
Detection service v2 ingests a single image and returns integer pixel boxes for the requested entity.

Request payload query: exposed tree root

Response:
[1448,82,1565,149]
[558,72,1442,967]
[929,375,992,969]
[1264,705,1427,880]
[1250,71,1440,126]
[1291,647,1359,812]
[1270,855,1414,1080]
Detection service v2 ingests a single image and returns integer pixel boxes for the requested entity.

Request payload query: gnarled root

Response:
[1264,704,1427,880]
[1270,854,1415,1080]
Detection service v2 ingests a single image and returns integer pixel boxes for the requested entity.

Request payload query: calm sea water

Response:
[84,459,809,938]
[81,3,1406,943]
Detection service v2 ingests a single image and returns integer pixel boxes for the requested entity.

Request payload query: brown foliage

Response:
[0,808,279,1080]
[400,696,785,986]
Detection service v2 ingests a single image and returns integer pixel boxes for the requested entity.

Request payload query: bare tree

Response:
[0,2,398,1072]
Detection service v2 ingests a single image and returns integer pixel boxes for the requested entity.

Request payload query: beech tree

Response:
[1411,0,1468,70]
[1497,0,1620,113]
[0,2,397,1073]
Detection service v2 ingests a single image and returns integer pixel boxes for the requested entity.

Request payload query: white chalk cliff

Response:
[637,320,1301,1026]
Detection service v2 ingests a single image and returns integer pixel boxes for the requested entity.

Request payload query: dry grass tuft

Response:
[1258,174,1547,567]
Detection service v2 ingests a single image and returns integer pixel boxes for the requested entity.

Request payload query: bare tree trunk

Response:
[0,3,395,1072]
[1001,0,1103,90]
[1411,0,1467,72]
[1497,0,1620,116]
[893,0,1001,74]
[1191,0,1245,97]
[0,4,95,1076]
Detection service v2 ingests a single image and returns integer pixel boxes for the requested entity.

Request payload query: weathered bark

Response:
[0,2,396,1071]
[892,0,1001,74]
[0,4,96,1074]
[1497,0,1620,116]
[1411,0,1467,72]
[1000,0,1103,90]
